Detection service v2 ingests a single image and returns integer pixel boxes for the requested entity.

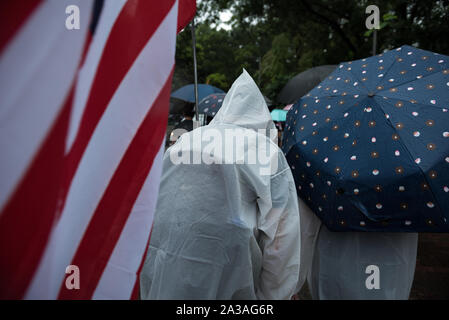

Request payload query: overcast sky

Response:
[217,10,232,30]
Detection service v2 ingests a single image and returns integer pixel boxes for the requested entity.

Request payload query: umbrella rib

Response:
[343,49,405,93]
[379,95,447,111]
[302,93,340,100]
[342,66,372,94]
[372,52,404,90]
[371,97,444,218]
[377,68,449,101]
[291,96,371,179]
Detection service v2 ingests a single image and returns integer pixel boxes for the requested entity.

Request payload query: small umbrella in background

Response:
[283,45,449,232]
[198,93,226,117]
[169,99,194,114]
[198,93,273,123]
[277,65,337,104]
[171,84,225,103]
[271,109,288,122]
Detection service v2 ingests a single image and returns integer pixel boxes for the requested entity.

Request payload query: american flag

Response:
[0,0,195,299]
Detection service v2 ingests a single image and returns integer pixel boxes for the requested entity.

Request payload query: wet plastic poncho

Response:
[298,198,418,300]
[140,70,301,300]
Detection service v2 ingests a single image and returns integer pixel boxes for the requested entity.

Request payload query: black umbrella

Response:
[277,65,337,104]
[169,98,194,115]
[171,84,225,103]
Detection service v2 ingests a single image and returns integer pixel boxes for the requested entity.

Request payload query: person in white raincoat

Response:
[140,70,301,300]
[298,198,418,300]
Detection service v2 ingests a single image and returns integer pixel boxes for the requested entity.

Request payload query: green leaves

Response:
[206,73,229,89]
[174,0,449,104]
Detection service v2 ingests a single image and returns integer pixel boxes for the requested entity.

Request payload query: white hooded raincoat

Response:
[140,70,301,300]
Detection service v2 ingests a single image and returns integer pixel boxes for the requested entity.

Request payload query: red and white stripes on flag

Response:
[0,0,196,299]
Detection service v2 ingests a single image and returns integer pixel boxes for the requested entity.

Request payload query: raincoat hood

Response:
[210,69,277,142]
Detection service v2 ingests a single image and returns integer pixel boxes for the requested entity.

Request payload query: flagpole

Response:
[372,29,377,56]
[191,18,200,126]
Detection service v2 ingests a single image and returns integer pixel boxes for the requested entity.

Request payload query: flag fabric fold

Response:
[0,0,196,299]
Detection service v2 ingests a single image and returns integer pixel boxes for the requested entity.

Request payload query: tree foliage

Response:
[173,0,449,102]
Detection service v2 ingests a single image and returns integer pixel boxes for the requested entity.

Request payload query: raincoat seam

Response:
[270,167,289,179]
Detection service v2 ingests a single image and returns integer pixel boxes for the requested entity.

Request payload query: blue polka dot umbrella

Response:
[282,45,449,232]
[198,93,226,117]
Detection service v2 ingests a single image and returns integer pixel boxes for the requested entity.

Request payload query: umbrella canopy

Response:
[198,93,226,117]
[169,99,194,115]
[271,109,288,122]
[282,45,449,232]
[170,84,225,103]
[277,65,337,104]
[198,93,273,118]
